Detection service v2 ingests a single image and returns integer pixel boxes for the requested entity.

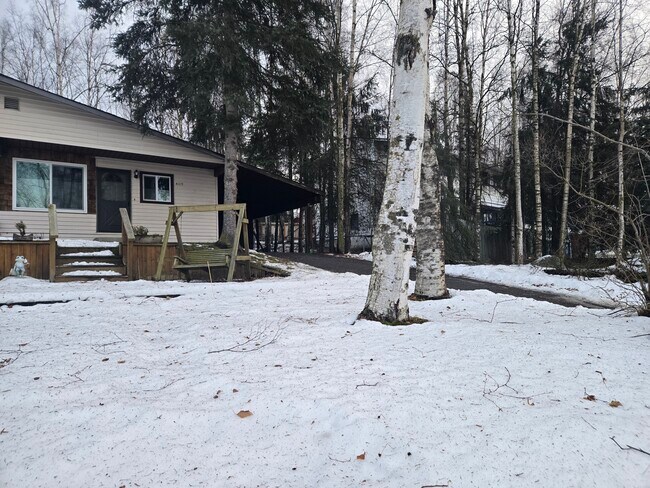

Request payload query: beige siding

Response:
[0,211,96,239]
[0,83,223,165]
[0,159,219,242]
[97,158,219,242]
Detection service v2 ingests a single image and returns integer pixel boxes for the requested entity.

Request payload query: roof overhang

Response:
[1,137,321,218]
[0,73,321,217]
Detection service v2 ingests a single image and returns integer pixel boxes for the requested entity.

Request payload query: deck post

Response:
[48,204,58,282]
[156,207,175,280]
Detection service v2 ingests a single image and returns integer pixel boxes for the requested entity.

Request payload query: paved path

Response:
[271,253,607,309]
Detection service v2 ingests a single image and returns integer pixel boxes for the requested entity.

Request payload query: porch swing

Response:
[154,204,251,282]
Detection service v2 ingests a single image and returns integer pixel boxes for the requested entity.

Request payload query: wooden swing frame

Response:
[154,204,251,282]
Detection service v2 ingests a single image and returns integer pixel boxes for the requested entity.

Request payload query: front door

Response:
[97,168,132,233]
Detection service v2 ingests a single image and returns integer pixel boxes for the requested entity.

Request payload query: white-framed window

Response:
[141,172,173,204]
[12,158,87,212]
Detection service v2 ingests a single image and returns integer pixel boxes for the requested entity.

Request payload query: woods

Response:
[2,0,648,315]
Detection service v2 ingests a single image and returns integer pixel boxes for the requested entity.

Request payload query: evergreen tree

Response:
[81,0,334,244]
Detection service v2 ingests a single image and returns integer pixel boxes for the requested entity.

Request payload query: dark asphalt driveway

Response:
[271,253,607,309]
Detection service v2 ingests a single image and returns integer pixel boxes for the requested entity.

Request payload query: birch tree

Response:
[557,0,586,260]
[504,0,524,264]
[414,76,448,300]
[530,0,543,258]
[614,0,625,266]
[360,0,434,323]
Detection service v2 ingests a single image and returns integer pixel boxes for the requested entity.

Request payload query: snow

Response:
[0,265,648,487]
[446,264,643,309]
[57,239,119,248]
[61,261,115,267]
[59,249,117,257]
[60,270,123,277]
[349,252,643,309]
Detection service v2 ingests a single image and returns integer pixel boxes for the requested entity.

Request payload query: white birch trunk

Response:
[558,8,585,260]
[343,0,358,254]
[335,0,346,254]
[531,0,543,259]
[585,0,598,258]
[415,76,448,299]
[507,0,523,264]
[361,0,434,323]
[616,0,625,266]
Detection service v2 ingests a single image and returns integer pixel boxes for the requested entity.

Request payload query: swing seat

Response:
[155,204,252,282]
[172,247,252,281]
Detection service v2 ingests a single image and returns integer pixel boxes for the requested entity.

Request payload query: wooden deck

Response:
[0,241,281,281]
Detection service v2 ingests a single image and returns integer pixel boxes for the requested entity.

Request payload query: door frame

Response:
[96,167,132,233]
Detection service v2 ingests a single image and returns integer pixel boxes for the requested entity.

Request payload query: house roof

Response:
[0,73,321,212]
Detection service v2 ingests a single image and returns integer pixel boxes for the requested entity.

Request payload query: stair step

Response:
[53,274,129,282]
[57,246,119,257]
[57,264,126,274]
[56,256,124,266]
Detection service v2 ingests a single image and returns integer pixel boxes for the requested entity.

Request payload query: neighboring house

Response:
[0,73,319,242]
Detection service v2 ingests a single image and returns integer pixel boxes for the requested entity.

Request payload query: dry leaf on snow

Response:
[609,400,622,408]
[356,453,365,461]
[237,410,253,418]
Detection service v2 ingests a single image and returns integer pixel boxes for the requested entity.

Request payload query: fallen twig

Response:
[328,455,351,463]
[208,324,284,354]
[610,436,650,456]
[581,417,597,431]
[143,378,183,392]
[356,382,379,389]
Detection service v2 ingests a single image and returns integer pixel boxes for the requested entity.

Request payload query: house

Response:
[0,74,319,280]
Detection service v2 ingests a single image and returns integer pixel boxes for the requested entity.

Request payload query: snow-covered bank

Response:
[350,252,643,309]
[0,266,648,487]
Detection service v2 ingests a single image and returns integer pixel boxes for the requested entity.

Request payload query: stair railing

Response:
[120,208,135,280]
[48,204,58,282]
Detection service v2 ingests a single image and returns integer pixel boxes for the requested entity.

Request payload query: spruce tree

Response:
[81,0,334,244]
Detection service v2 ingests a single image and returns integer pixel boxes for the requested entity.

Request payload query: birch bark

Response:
[343,0,358,254]
[360,0,434,323]
[585,0,598,258]
[616,0,625,266]
[335,0,346,253]
[557,3,585,260]
[506,0,523,264]
[531,0,543,258]
[415,76,448,300]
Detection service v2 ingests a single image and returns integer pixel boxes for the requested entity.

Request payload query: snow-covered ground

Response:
[0,263,648,487]
[352,252,643,309]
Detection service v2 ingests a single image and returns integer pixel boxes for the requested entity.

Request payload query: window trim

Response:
[140,171,174,204]
[12,158,87,213]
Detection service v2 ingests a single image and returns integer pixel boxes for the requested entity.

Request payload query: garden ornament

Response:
[10,255,29,277]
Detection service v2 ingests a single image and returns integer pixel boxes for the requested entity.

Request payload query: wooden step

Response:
[56,256,124,266]
[56,264,126,274]
[53,274,129,282]
[57,246,119,256]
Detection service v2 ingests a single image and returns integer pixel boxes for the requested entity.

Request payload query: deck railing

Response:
[48,204,58,282]
[120,208,135,280]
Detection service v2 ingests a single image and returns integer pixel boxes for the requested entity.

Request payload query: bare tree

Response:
[530,0,543,258]
[504,0,524,264]
[557,0,587,261]
[615,0,625,266]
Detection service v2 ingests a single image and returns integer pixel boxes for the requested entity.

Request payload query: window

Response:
[350,212,360,232]
[140,172,173,204]
[13,159,86,212]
